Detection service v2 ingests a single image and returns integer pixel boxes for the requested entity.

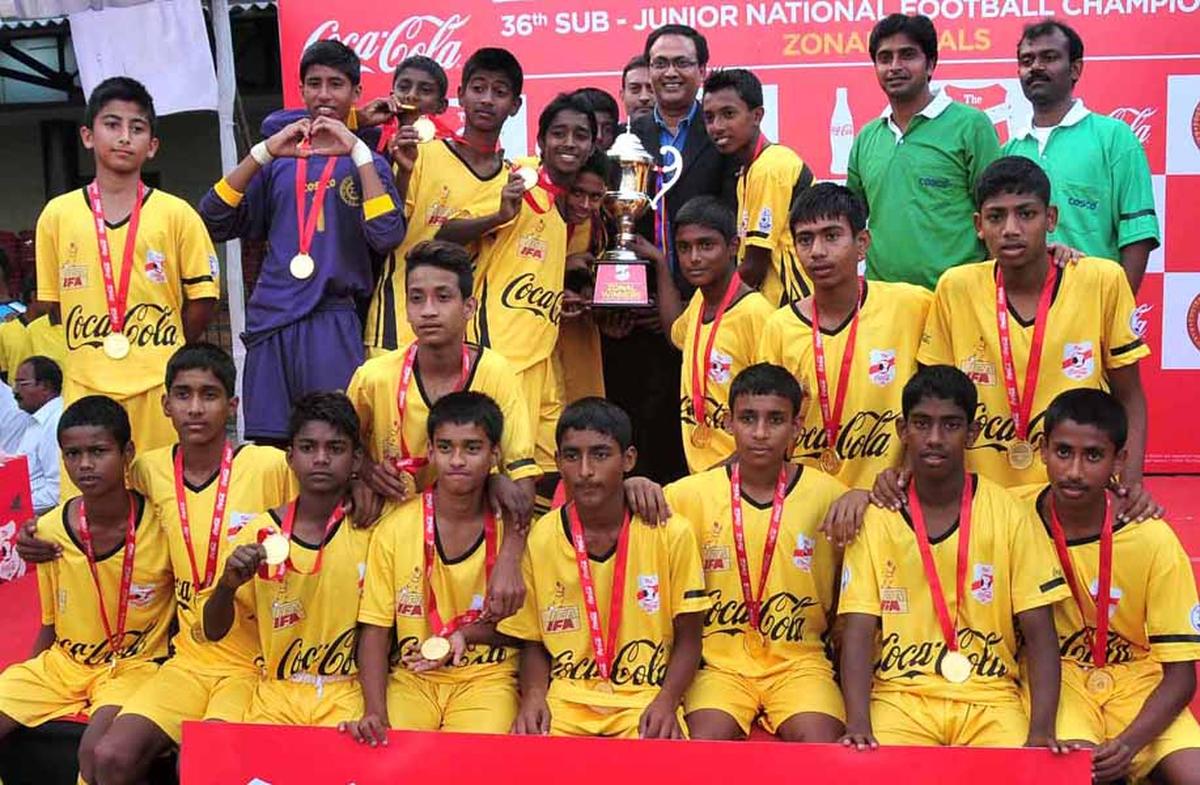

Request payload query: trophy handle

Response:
[649,144,683,211]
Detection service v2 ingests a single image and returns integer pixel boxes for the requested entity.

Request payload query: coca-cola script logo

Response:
[303,15,470,76]
[1109,107,1157,145]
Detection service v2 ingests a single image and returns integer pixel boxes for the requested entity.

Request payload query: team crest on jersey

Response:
[961,341,997,386]
[129,582,159,608]
[208,253,220,281]
[394,567,424,617]
[881,587,908,614]
[1089,579,1122,618]
[971,564,995,604]
[793,534,814,572]
[708,349,733,385]
[1190,604,1200,633]
[226,512,257,540]
[702,521,730,571]
[271,598,304,630]
[339,176,361,208]
[144,250,167,284]
[637,574,661,613]
[61,264,88,290]
[518,220,548,261]
[868,349,897,386]
[756,207,773,234]
[1062,342,1095,381]
[543,582,580,633]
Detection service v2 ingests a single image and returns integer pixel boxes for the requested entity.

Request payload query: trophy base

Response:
[591,258,653,308]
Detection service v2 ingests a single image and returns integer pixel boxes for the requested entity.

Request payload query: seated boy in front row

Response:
[500,398,710,738]
[0,396,174,785]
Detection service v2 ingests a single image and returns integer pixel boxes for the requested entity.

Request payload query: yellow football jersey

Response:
[226,510,371,682]
[0,318,27,379]
[21,314,67,369]
[839,475,1071,703]
[35,494,175,668]
[1023,488,1200,668]
[918,259,1149,487]
[555,217,605,404]
[35,187,220,397]
[664,465,846,678]
[737,144,813,307]
[359,496,517,683]
[364,140,509,353]
[670,290,775,472]
[497,508,710,706]
[756,281,932,490]
[129,444,296,674]
[345,344,539,486]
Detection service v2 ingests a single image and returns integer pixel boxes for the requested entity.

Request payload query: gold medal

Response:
[1086,668,1115,694]
[818,448,842,475]
[261,532,290,567]
[289,253,315,280]
[690,424,713,449]
[515,166,538,192]
[103,331,131,360]
[398,470,418,500]
[743,630,768,658]
[1007,439,1035,470]
[939,650,973,683]
[412,116,437,143]
[420,635,452,661]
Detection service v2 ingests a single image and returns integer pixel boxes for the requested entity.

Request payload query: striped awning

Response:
[0,0,273,28]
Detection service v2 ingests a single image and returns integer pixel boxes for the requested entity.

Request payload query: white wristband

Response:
[350,139,373,168]
[250,141,273,166]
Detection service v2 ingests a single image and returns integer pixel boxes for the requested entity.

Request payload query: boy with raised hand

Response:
[501,398,709,739]
[1026,389,1200,784]
[202,392,371,727]
[702,68,815,307]
[757,183,930,490]
[0,397,173,785]
[643,196,774,473]
[666,364,846,742]
[199,40,405,445]
[345,392,519,743]
[838,365,1069,750]
[34,77,218,454]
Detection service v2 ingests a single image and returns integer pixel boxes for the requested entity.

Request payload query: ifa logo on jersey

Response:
[1062,341,1096,381]
[708,348,733,385]
[543,581,582,633]
[881,587,909,614]
[971,564,995,604]
[793,534,814,571]
[637,574,661,613]
[393,568,424,618]
[1090,579,1123,618]
[868,349,897,386]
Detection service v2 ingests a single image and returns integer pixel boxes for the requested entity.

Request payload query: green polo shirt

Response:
[847,92,1000,289]
[1003,101,1159,262]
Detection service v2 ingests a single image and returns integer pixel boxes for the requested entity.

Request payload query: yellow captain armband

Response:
[213,178,244,207]
[362,194,396,221]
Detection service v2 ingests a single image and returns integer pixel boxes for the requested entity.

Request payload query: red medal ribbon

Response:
[279,500,346,577]
[174,441,234,592]
[907,476,974,654]
[87,180,144,337]
[77,494,138,664]
[567,503,631,682]
[995,260,1058,442]
[810,277,863,459]
[294,149,339,261]
[516,166,565,214]
[729,462,790,631]
[689,272,742,430]
[421,488,498,636]
[1048,494,1113,669]
[394,342,472,475]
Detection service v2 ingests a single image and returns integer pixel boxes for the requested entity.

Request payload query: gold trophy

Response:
[591,131,682,307]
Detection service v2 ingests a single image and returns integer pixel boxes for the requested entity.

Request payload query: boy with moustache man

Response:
[666,364,847,742]
[1023,389,1200,784]
[501,398,709,738]
[838,365,1069,750]
[346,392,520,742]
[203,393,372,727]
[0,397,173,785]
[34,77,218,454]
[702,68,815,307]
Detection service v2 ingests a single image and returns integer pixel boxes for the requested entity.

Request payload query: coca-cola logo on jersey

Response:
[1109,107,1157,145]
[303,15,470,75]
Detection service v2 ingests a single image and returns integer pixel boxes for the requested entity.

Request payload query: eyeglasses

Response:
[649,58,699,73]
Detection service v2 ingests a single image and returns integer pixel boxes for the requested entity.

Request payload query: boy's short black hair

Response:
[675,196,736,243]
[165,342,236,398]
[869,14,938,67]
[405,240,473,299]
[427,391,504,446]
[537,92,597,145]
[287,392,361,448]
[901,365,978,421]
[85,76,157,134]
[789,182,869,235]
[58,395,131,449]
[644,24,710,67]
[702,68,763,111]
[394,55,449,99]
[729,363,803,417]
[462,47,524,96]
[1043,389,1128,451]
[572,87,620,122]
[1020,19,1084,62]
[556,397,633,451]
[20,355,62,396]
[576,148,611,182]
[974,155,1052,210]
[622,55,649,85]
[299,40,361,86]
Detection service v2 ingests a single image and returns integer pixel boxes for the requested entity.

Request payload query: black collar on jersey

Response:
[722,462,804,510]
[171,443,251,494]
[992,261,1067,329]
[435,514,488,565]
[79,186,154,230]
[789,279,871,336]
[699,287,757,326]
[1033,484,1130,546]
[267,506,346,550]
[558,506,620,562]
[62,492,148,560]
[442,138,506,181]
[899,473,978,545]
[414,343,484,410]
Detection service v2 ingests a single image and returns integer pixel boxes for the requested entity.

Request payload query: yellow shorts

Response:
[117,659,257,743]
[547,693,686,739]
[684,662,846,735]
[386,668,517,733]
[516,357,563,473]
[243,677,362,727]
[554,319,605,405]
[1056,660,1200,781]
[870,689,1029,747]
[0,648,158,727]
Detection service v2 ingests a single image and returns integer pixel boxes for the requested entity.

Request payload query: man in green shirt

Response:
[847,13,1000,290]
[1003,20,1159,293]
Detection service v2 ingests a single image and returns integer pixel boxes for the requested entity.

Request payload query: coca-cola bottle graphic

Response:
[830,87,854,176]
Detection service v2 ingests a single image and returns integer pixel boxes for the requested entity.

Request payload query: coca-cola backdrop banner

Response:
[280,3,1200,473]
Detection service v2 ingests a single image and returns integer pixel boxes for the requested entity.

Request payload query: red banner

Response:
[0,456,31,585]
[279,2,1200,472]
[180,721,1092,783]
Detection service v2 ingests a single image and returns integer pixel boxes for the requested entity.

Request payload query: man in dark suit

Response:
[603,24,738,483]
